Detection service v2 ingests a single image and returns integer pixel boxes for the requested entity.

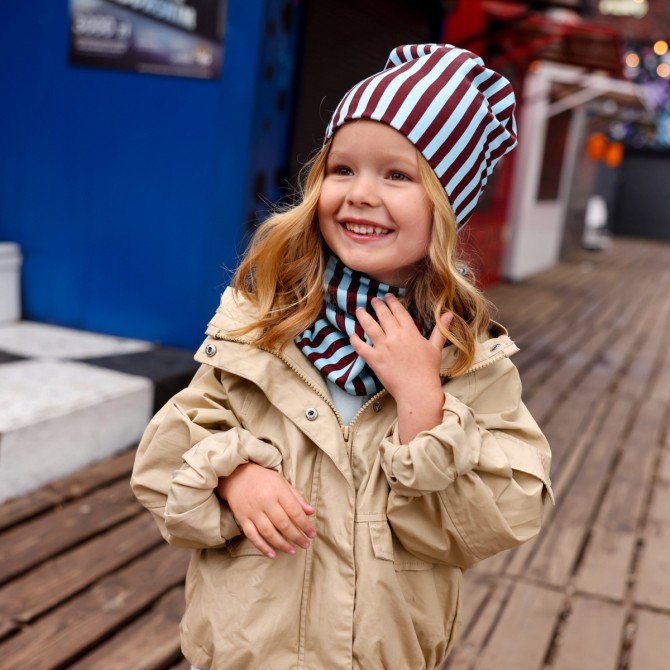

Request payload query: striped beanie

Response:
[324,43,518,229]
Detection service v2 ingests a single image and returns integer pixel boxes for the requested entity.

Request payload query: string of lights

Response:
[617,39,670,147]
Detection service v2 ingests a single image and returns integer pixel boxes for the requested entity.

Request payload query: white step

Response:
[0,323,155,502]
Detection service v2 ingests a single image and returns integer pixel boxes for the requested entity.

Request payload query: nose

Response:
[346,172,380,207]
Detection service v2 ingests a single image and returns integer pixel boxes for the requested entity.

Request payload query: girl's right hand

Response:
[217,463,316,559]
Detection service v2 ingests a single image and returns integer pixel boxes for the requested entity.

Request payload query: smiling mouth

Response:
[343,222,390,236]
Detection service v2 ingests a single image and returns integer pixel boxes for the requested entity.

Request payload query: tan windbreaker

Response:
[131,288,553,670]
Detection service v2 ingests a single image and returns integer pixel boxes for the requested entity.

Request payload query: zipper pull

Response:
[342,424,350,442]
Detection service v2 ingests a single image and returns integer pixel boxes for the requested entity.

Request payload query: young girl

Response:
[132,43,552,670]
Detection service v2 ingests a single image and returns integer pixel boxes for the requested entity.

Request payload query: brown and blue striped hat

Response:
[325,43,518,230]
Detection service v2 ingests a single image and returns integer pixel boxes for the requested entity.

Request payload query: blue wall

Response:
[0,1,273,348]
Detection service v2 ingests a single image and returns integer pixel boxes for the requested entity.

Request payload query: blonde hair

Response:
[231,138,493,377]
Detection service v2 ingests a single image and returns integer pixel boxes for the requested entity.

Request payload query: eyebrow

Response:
[326,149,417,168]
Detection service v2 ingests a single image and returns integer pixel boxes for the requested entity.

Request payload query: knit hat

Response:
[324,43,518,230]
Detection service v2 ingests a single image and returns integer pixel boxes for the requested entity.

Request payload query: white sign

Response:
[599,0,648,17]
[70,0,227,79]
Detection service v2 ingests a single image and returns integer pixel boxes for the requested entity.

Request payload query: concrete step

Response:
[0,322,198,503]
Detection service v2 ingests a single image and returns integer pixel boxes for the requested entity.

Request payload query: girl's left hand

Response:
[351,294,452,442]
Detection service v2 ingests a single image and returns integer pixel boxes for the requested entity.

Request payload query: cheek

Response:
[408,208,434,253]
[317,199,336,242]
[317,183,340,217]
[416,201,434,242]
[422,212,435,242]
[316,200,328,232]
[402,198,433,235]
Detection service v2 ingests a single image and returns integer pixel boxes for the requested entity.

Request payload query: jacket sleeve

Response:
[131,363,282,549]
[380,356,552,570]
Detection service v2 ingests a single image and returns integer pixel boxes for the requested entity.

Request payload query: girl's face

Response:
[318,120,433,286]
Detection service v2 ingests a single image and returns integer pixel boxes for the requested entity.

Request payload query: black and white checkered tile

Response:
[0,322,198,503]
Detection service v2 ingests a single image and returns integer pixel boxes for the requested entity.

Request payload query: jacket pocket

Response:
[227,536,266,557]
[368,521,433,571]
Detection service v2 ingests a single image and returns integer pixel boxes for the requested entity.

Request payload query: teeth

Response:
[344,222,389,235]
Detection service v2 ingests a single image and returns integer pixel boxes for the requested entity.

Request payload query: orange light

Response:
[653,40,669,56]
[625,53,640,68]
[657,63,670,78]
[586,133,607,161]
[604,142,624,169]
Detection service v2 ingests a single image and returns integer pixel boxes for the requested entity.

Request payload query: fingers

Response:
[227,471,317,559]
[354,297,401,349]
[350,332,372,366]
[240,504,313,559]
[355,305,384,340]
[247,493,315,558]
[382,293,416,327]
[428,311,453,349]
[278,485,317,542]
[239,518,280,559]
[288,483,316,516]
[355,295,453,351]
[267,504,313,549]
[239,506,313,559]
[367,295,409,334]
[359,295,417,337]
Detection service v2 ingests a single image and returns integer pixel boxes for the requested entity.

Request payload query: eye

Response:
[389,171,409,181]
[328,164,353,176]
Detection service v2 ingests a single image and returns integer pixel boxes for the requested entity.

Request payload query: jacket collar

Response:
[439,321,518,376]
[205,287,518,379]
[203,288,329,392]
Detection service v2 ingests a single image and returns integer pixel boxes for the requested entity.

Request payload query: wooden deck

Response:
[1,237,669,669]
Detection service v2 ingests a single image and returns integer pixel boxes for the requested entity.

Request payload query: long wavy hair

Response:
[231,136,493,377]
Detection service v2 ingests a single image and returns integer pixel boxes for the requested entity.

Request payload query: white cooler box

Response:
[0,242,22,323]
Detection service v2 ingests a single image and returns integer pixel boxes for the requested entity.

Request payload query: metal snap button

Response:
[305,407,318,421]
[372,401,382,412]
[204,343,217,357]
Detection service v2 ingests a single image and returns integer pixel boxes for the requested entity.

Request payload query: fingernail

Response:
[267,551,276,559]
[301,541,310,549]
[308,530,317,538]
[288,548,296,556]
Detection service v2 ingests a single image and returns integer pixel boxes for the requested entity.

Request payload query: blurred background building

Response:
[1,0,669,349]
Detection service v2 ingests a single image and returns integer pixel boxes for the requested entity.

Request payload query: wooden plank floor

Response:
[443,237,670,670]
[1,237,668,670]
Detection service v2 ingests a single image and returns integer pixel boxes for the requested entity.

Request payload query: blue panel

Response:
[245,0,304,234]
[0,1,268,348]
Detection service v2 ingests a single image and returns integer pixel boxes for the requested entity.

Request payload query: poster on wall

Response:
[69,0,227,79]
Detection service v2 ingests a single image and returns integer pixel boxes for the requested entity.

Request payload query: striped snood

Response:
[295,255,407,396]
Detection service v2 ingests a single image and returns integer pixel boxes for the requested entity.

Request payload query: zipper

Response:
[347,388,387,430]
[461,349,508,375]
[342,388,387,464]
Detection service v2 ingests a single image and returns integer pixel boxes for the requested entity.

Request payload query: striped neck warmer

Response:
[295,255,405,396]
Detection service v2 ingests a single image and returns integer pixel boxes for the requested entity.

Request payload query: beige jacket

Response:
[131,288,552,670]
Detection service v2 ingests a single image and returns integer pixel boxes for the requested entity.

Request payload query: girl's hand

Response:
[217,463,316,559]
[351,294,452,443]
